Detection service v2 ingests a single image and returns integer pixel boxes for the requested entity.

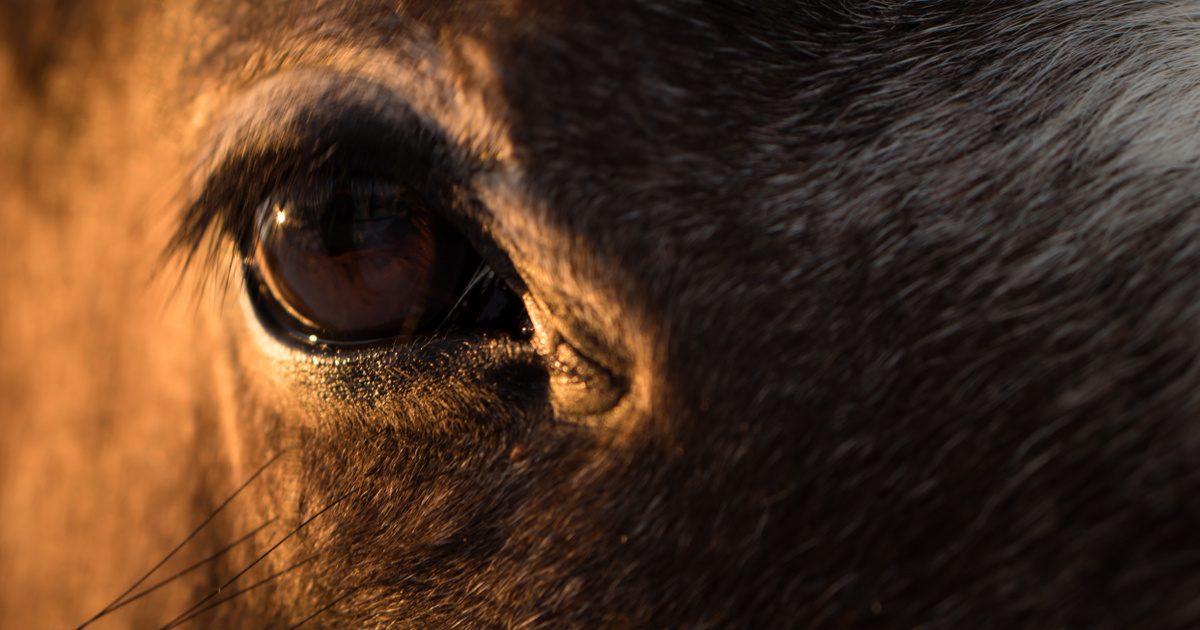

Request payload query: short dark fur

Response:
[7,0,1200,627]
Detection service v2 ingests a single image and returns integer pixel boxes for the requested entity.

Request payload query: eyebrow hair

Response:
[181,1,488,92]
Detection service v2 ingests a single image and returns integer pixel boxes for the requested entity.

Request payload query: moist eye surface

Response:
[253,180,466,340]
[249,178,529,345]
[169,73,534,347]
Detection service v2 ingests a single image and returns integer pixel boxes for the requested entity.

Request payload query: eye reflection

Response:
[252,180,468,342]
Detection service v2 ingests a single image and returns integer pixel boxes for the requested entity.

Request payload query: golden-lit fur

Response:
[3,1,1200,627]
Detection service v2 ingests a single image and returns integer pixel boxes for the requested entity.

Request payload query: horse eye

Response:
[250,180,526,344]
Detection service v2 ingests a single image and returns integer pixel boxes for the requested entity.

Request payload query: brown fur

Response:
[2,1,1200,627]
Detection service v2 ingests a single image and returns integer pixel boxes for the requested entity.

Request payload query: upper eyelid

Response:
[169,71,475,267]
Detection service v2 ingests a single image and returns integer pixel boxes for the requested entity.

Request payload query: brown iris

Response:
[252,181,468,342]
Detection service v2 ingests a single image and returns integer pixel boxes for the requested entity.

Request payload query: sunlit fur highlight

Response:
[2,1,1200,628]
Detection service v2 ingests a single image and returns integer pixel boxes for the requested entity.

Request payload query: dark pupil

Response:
[253,182,467,341]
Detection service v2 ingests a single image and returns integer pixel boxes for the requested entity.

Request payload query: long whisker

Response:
[287,585,364,629]
[158,555,318,629]
[159,493,348,629]
[77,451,286,630]
[95,517,278,619]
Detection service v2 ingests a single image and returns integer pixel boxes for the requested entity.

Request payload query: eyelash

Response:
[167,108,534,348]
[167,113,459,288]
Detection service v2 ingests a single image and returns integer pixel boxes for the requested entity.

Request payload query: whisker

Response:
[96,518,278,618]
[287,585,363,629]
[158,555,318,629]
[159,493,348,628]
[78,451,286,630]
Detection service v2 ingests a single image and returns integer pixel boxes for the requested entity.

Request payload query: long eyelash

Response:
[436,262,495,331]
[163,141,320,293]
[163,71,485,304]
[165,168,457,309]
